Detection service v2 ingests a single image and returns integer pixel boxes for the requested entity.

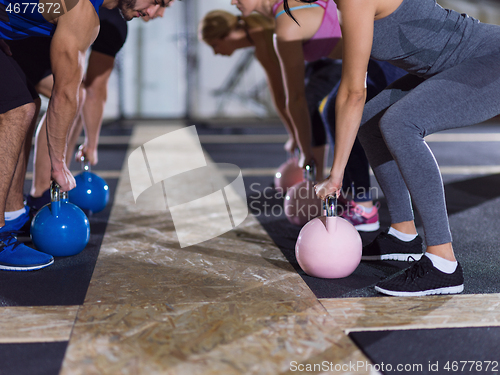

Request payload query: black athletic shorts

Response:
[0,49,38,114]
[7,36,52,86]
[304,59,343,147]
[6,8,128,85]
[92,8,128,58]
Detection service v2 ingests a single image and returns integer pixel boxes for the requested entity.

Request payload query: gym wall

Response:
[102,0,500,121]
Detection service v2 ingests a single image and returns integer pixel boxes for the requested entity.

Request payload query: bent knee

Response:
[379,108,425,146]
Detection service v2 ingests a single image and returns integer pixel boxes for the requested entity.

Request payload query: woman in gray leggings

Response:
[283,0,500,296]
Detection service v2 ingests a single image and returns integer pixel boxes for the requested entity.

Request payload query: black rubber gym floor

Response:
[349,327,500,374]
[198,120,500,298]
[1,120,499,374]
[198,120,500,375]
[0,122,133,375]
[0,122,132,307]
[0,342,68,375]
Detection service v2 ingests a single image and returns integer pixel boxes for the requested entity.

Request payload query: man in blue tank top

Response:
[8,4,166,215]
[0,0,171,271]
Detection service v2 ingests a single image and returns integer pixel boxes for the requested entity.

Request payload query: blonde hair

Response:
[199,10,239,42]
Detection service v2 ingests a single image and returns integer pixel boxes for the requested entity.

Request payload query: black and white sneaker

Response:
[362,229,424,261]
[375,256,464,297]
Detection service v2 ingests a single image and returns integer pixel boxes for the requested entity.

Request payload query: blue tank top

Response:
[0,0,103,40]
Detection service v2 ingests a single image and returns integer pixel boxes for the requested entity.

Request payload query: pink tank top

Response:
[272,0,342,62]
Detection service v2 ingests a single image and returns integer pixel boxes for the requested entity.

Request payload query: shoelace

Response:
[0,231,23,252]
[404,256,427,282]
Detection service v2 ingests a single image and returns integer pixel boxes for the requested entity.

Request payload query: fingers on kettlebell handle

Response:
[325,194,338,217]
[77,145,88,162]
[78,151,91,171]
[325,194,337,205]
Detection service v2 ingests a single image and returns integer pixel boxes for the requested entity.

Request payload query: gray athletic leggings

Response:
[358,53,500,246]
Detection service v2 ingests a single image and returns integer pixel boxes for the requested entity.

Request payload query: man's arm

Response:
[76,50,116,165]
[46,0,99,191]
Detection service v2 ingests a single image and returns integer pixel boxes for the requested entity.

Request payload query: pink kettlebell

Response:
[274,155,303,194]
[284,162,322,226]
[295,195,362,278]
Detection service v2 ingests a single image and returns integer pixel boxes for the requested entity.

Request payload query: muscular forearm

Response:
[82,86,106,150]
[78,51,115,164]
[45,88,80,170]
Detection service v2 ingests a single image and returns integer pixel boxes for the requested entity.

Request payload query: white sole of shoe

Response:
[0,258,54,271]
[375,284,464,297]
[361,253,423,261]
[355,222,381,232]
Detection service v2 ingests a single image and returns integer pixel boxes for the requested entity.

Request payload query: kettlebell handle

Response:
[50,181,68,217]
[325,195,337,217]
[50,181,68,202]
[80,155,91,172]
[304,160,316,182]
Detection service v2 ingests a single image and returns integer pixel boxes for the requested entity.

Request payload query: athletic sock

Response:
[425,252,458,274]
[4,206,28,221]
[388,226,418,242]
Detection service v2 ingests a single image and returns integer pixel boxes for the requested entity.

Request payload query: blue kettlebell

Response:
[31,182,90,257]
[69,156,109,213]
